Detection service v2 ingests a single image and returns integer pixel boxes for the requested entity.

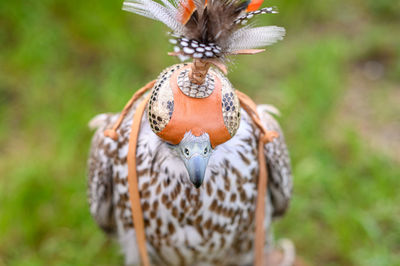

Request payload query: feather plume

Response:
[123,0,285,61]
[123,0,185,34]
[178,0,197,24]
[227,26,285,51]
[234,6,278,25]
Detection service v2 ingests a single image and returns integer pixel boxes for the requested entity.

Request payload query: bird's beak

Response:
[185,154,208,188]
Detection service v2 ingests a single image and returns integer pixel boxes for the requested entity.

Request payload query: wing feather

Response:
[257,104,293,217]
[87,113,119,234]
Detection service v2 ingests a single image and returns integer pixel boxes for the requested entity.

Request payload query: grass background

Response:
[1,0,399,265]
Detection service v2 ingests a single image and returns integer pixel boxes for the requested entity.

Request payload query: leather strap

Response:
[237,90,279,266]
[127,94,152,266]
[104,80,156,141]
[104,81,155,266]
[105,82,278,266]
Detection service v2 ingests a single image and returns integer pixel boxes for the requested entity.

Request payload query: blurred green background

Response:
[1,0,399,265]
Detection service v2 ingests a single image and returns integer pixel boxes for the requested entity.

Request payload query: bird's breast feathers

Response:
[111,109,265,264]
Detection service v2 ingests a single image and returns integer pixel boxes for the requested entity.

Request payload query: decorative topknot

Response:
[123,0,285,61]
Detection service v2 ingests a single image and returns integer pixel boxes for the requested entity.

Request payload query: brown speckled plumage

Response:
[88,93,292,265]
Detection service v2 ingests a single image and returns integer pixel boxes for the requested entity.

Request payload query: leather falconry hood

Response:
[147,62,240,148]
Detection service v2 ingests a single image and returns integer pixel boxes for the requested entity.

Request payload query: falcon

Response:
[87,0,293,265]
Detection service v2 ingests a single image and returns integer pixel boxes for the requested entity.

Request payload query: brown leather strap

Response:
[104,80,156,140]
[254,139,268,266]
[236,90,279,144]
[105,81,277,266]
[104,82,154,266]
[127,94,152,266]
[237,90,279,266]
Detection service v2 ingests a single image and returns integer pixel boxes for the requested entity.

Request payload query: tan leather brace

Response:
[104,82,278,266]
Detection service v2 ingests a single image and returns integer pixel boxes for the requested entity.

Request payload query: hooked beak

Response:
[185,155,208,188]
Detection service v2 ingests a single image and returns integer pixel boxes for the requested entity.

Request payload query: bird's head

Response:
[147,63,240,188]
[173,132,212,188]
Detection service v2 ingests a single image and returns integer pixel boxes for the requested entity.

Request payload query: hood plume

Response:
[123,0,285,61]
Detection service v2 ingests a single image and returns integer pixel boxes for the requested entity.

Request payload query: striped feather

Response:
[227,26,285,51]
[123,0,185,34]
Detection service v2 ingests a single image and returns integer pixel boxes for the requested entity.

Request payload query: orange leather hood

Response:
[156,67,232,148]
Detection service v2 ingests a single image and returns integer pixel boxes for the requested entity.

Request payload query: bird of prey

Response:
[87,0,293,265]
